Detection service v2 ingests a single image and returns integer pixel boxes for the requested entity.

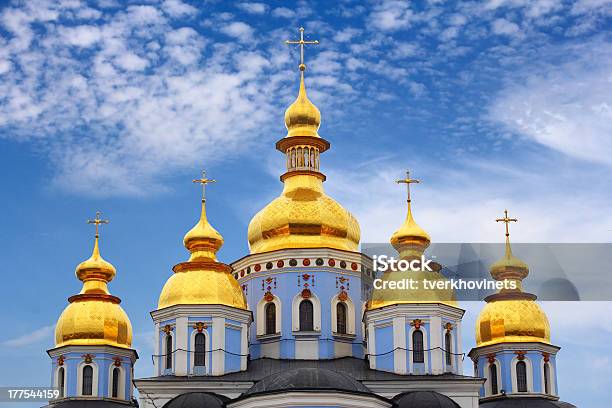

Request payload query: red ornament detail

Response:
[193,322,207,332]
[113,357,122,367]
[254,264,261,272]
[338,290,348,301]
[302,274,310,280]
[542,352,550,362]
[277,260,284,268]
[303,259,311,266]
[410,319,423,329]
[487,354,496,364]
[264,291,274,302]
[515,351,526,360]
[240,270,245,277]
[266,277,273,283]
[328,259,336,267]
[83,354,94,364]
[351,262,358,271]
[301,288,312,299]
[57,356,65,366]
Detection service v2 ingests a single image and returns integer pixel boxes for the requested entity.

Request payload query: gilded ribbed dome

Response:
[475,211,550,347]
[55,231,132,348]
[284,70,321,138]
[247,65,360,254]
[247,174,360,254]
[158,188,247,310]
[476,298,550,347]
[390,200,431,260]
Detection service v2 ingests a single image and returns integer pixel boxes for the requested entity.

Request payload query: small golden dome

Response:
[475,298,550,347]
[247,174,360,254]
[390,200,431,260]
[474,210,550,347]
[284,71,321,138]
[183,199,224,261]
[158,181,247,310]
[55,232,132,348]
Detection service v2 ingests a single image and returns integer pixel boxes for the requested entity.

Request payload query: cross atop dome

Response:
[496,209,517,238]
[285,27,319,71]
[396,170,420,203]
[87,211,109,238]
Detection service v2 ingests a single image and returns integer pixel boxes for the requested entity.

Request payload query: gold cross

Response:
[193,170,216,200]
[285,27,319,71]
[87,211,109,238]
[496,209,517,237]
[396,170,420,203]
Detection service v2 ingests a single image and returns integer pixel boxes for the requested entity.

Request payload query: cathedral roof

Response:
[479,397,577,408]
[162,392,228,408]
[394,391,461,408]
[46,399,136,408]
[244,367,371,395]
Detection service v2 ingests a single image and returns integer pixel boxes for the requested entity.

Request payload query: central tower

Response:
[235,28,372,360]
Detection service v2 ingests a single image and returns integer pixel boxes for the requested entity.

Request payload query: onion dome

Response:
[162,392,228,408]
[247,34,360,254]
[393,391,461,408]
[475,210,550,347]
[158,175,247,310]
[369,173,457,310]
[55,214,132,348]
[284,69,321,138]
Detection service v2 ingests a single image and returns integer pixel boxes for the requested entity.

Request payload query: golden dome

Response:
[158,185,247,310]
[369,175,457,310]
[247,174,360,254]
[284,70,321,138]
[247,65,360,254]
[55,231,132,349]
[390,200,431,260]
[474,210,550,347]
[475,298,550,347]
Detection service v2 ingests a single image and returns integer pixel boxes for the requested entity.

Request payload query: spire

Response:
[75,212,116,295]
[390,170,431,260]
[489,209,529,292]
[183,171,224,261]
[284,27,321,138]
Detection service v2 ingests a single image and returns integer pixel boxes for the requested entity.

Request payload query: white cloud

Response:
[490,40,612,167]
[0,325,54,347]
[60,25,102,47]
[219,21,254,40]
[162,0,197,17]
[271,7,295,18]
[369,0,415,31]
[114,52,148,71]
[237,2,267,15]
[334,27,362,43]
[491,18,521,36]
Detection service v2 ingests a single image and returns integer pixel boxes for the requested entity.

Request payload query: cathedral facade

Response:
[44,31,576,408]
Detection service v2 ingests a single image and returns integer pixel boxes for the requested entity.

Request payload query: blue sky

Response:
[0,0,611,407]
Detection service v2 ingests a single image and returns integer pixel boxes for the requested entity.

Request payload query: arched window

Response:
[544,362,550,394]
[265,302,276,335]
[412,330,424,363]
[57,367,65,397]
[445,331,452,366]
[194,333,206,367]
[111,367,120,398]
[82,365,93,396]
[490,364,498,395]
[336,302,347,334]
[516,361,528,392]
[165,334,173,370]
[299,299,314,331]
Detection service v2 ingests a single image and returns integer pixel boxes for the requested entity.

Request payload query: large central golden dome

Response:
[247,68,360,254]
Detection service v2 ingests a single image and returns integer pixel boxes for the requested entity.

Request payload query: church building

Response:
[44,29,576,408]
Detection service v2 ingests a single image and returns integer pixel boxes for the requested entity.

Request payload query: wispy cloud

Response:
[1,325,54,348]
